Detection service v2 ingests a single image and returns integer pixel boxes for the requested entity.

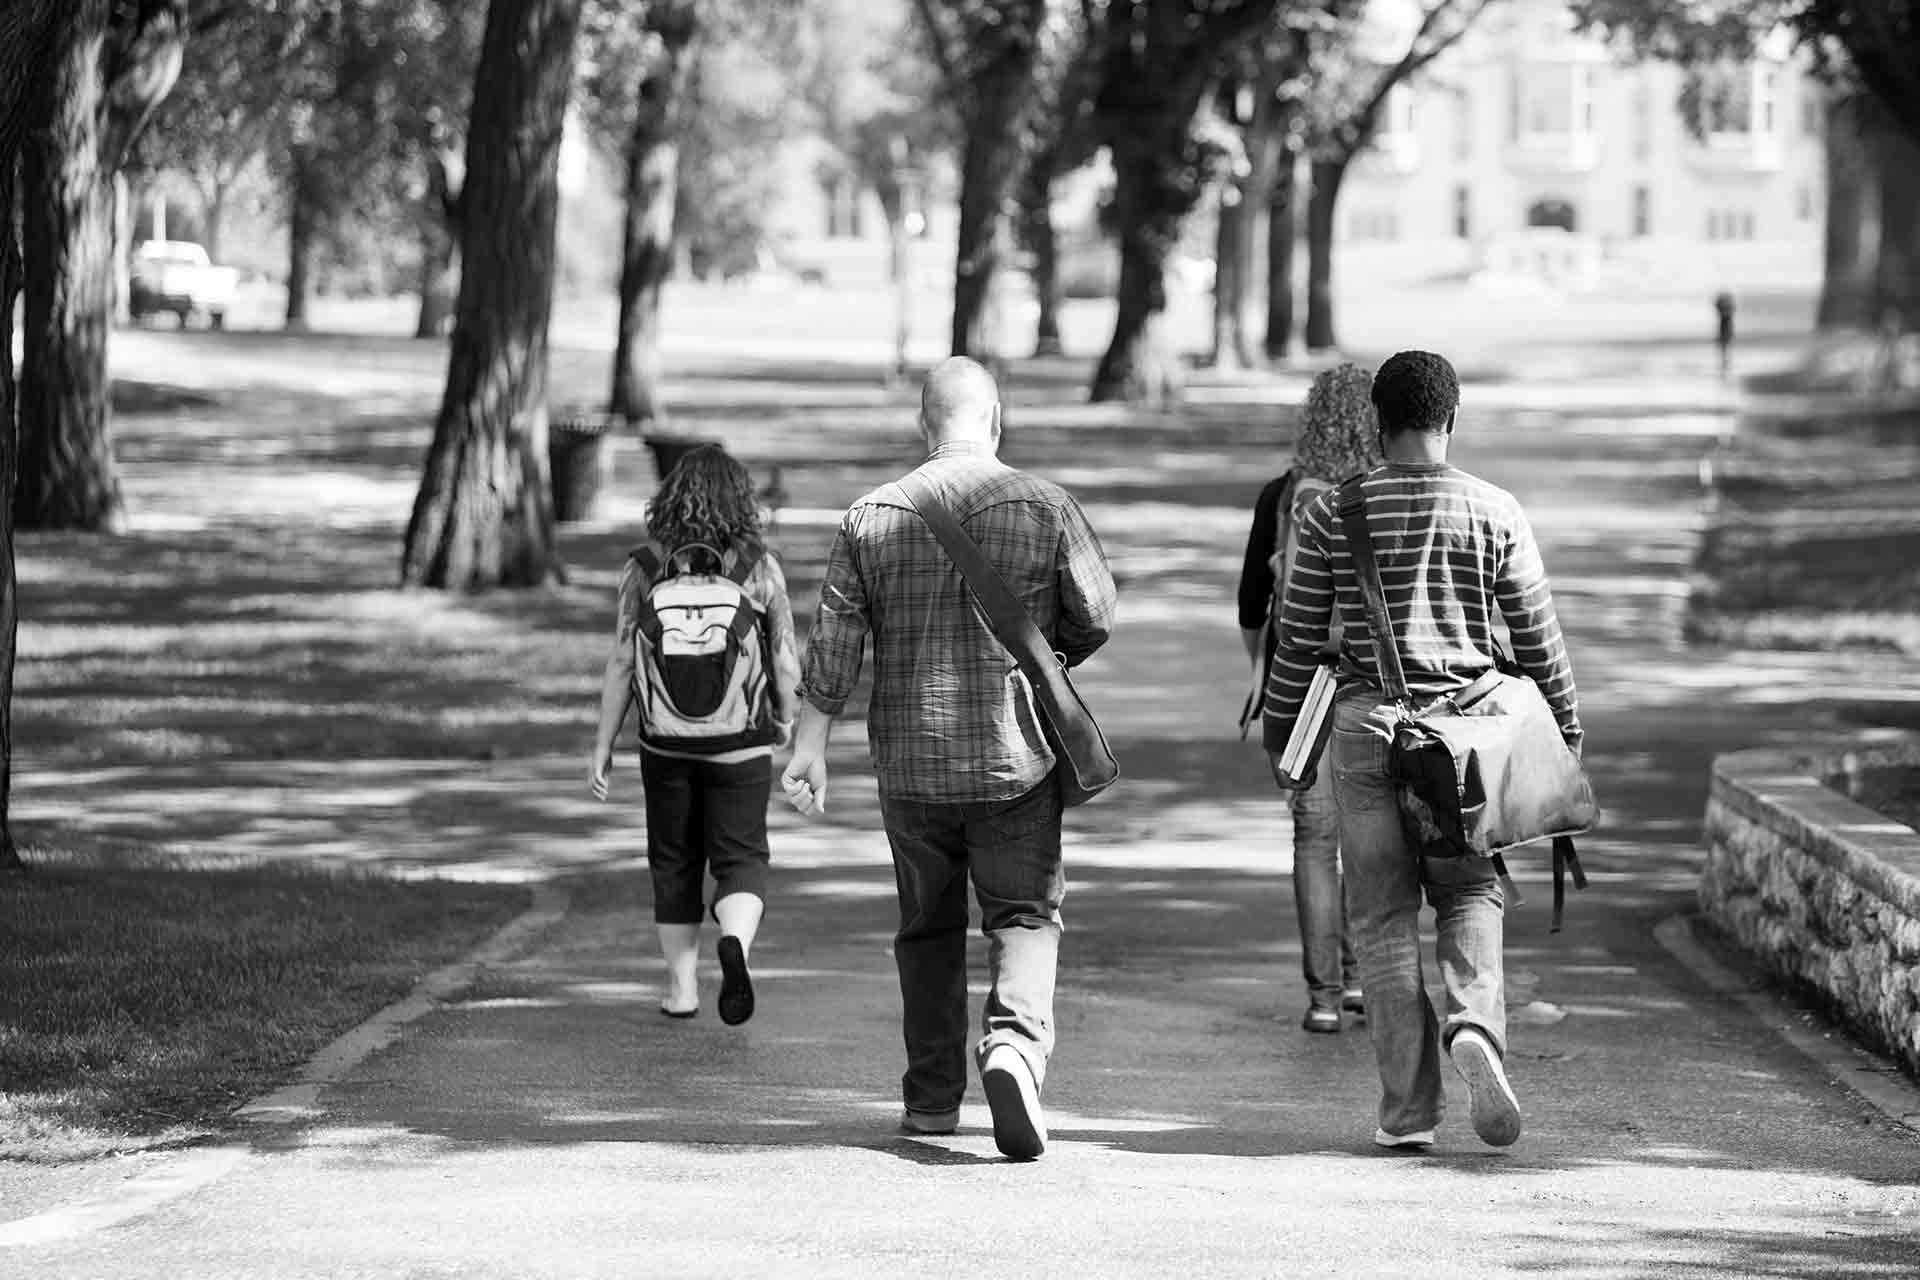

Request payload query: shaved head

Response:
[919,357,1001,447]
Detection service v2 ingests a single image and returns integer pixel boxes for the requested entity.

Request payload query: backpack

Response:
[629,541,777,754]
[1239,472,1336,739]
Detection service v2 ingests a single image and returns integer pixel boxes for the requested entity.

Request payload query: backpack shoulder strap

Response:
[724,542,762,587]
[630,545,663,581]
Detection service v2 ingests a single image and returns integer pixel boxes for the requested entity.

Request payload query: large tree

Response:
[16,0,187,533]
[1089,0,1279,404]
[1016,0,1104,358]
[399,0,583,589]
[0,0,66,872]
[1298,0,1496,352]
[914,0,1051,359]
[583,0,701,425]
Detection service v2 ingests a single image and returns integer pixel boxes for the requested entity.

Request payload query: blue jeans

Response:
[879,778,1065,1119]
[1330,691,1507,1137]
[1291,767,1358,1008]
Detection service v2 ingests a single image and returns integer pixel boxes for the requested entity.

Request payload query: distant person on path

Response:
[1262,351,1583,1151]
[591,445,801,1026]
[783,357,1117,1160]
[1236,363,1380,1034]
[1714,291,1735,380]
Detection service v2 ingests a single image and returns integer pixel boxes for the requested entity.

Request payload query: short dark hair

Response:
[1371,350,1459,434]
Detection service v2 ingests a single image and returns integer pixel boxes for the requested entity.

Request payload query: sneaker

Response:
[1340,989,1365,1018]
[899,1108,959,1136]
[1449,1027,1522,1147]
[980,1045,1047,1160]
[1301,1006,1342,1034]
[1373,1127,1436,1149]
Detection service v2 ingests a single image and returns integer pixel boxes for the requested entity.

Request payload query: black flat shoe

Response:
[717,935,755,1026]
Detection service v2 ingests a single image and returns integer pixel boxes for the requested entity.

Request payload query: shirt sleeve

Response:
[758,551,802,721]
[1053,494,1117,669]
[610,557,645,678]
[1237,475,1289,632]
[796,511,872,716]
[1261,500,1336,753]
[1494,506,1582,744]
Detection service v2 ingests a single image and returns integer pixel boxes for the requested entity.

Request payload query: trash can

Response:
[549,410,623,524]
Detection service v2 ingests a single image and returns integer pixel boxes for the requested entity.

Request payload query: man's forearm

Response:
[791,702,836,760]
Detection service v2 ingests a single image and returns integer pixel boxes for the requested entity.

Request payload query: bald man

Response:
[786,357,1117,1160]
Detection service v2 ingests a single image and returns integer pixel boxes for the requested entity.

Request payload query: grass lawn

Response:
[0,850,529,1162]
[1689,394,1920,655]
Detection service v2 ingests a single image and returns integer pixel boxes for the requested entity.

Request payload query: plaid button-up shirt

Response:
[798,441,1117,803]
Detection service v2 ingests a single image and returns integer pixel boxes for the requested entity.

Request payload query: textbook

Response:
[1273,662,1338,785]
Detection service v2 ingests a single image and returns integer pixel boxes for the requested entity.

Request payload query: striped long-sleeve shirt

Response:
[1261,461,1581,754]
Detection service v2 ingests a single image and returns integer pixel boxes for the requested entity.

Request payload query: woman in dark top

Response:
[1236,363,1380,1032]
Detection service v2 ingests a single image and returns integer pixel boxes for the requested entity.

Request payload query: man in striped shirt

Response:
[784,357,1117,1160]
[1263,350,1582,1152]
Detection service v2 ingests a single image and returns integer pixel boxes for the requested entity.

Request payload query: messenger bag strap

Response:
[1550,835,1588,934]
[895,471,1058,679]
[1334,479,1411,704]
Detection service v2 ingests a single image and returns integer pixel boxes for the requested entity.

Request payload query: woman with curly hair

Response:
[591,444,800,1025]
[1235,362,1381,1033]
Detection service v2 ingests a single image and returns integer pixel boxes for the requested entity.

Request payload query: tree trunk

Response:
[1018,151,1064,358]
[947,8,1045,359]
[609,4,696,426]
[0,0,62,870]
[414,232,457,339]
[1210,184,1255,370]
[1265,134,1298,360]
[203,178,228,267]
[285,151,316,331]
[111,168,131,324]
[1304,156,1347,353]
[0,155,23,870]
[17,3,125,532]
[1091,133,1186,406]
[414,154,460,339]
[1818,93,1879,330]
[876,178,911,380]
[1870,117,1920,333]
[399,0,581,591]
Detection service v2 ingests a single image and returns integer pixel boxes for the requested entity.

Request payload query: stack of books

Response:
[1273,662,1339,785]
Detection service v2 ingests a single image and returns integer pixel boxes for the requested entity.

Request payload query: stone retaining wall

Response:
[1701,734,1920,1080]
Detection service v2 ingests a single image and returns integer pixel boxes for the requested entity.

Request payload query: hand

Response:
[589,748,614,801]
[781,752,829,817]
[1267,752,1314,792]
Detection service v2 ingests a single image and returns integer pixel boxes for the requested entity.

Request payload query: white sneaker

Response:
[1373,1127,1436,1149]
[1450,1027,1522,1147]
[980,1045,1047,1161]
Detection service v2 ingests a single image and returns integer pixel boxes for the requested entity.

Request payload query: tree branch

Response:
[912,0,963,94]
[1338,0,1493,159]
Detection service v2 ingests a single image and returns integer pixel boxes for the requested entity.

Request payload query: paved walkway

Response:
[6,362,1919,1276]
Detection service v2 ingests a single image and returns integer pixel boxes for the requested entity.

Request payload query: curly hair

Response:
[1295,362,1383,483]
[1371,349,1459,435]
[644,444,764,558]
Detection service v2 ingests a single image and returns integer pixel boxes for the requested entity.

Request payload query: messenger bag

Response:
[1336,478,1598,929]
[897,472,1118,807]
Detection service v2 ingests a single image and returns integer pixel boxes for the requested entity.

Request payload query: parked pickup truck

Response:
[129,240,238,328]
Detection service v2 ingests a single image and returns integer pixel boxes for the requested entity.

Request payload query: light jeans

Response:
[1290,767,1357,1008]
[1329,689,1508,1137]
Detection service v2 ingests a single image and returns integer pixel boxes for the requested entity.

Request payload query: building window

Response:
[1758,68,1778,134]
[1577,67,1597,135]
[824,174,864,239]
[1349,210,1400,242]
[1632,186,1649,237]
[1632,84,1652,161]
[1699,66,1752,135]
[1802,90,1821,137]
[1454,185,1470,239]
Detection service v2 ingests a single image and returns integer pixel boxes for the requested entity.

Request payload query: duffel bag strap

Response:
[1335,480,1411,705]
[1550,836,1588,933]
[1490,852,1522,912]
